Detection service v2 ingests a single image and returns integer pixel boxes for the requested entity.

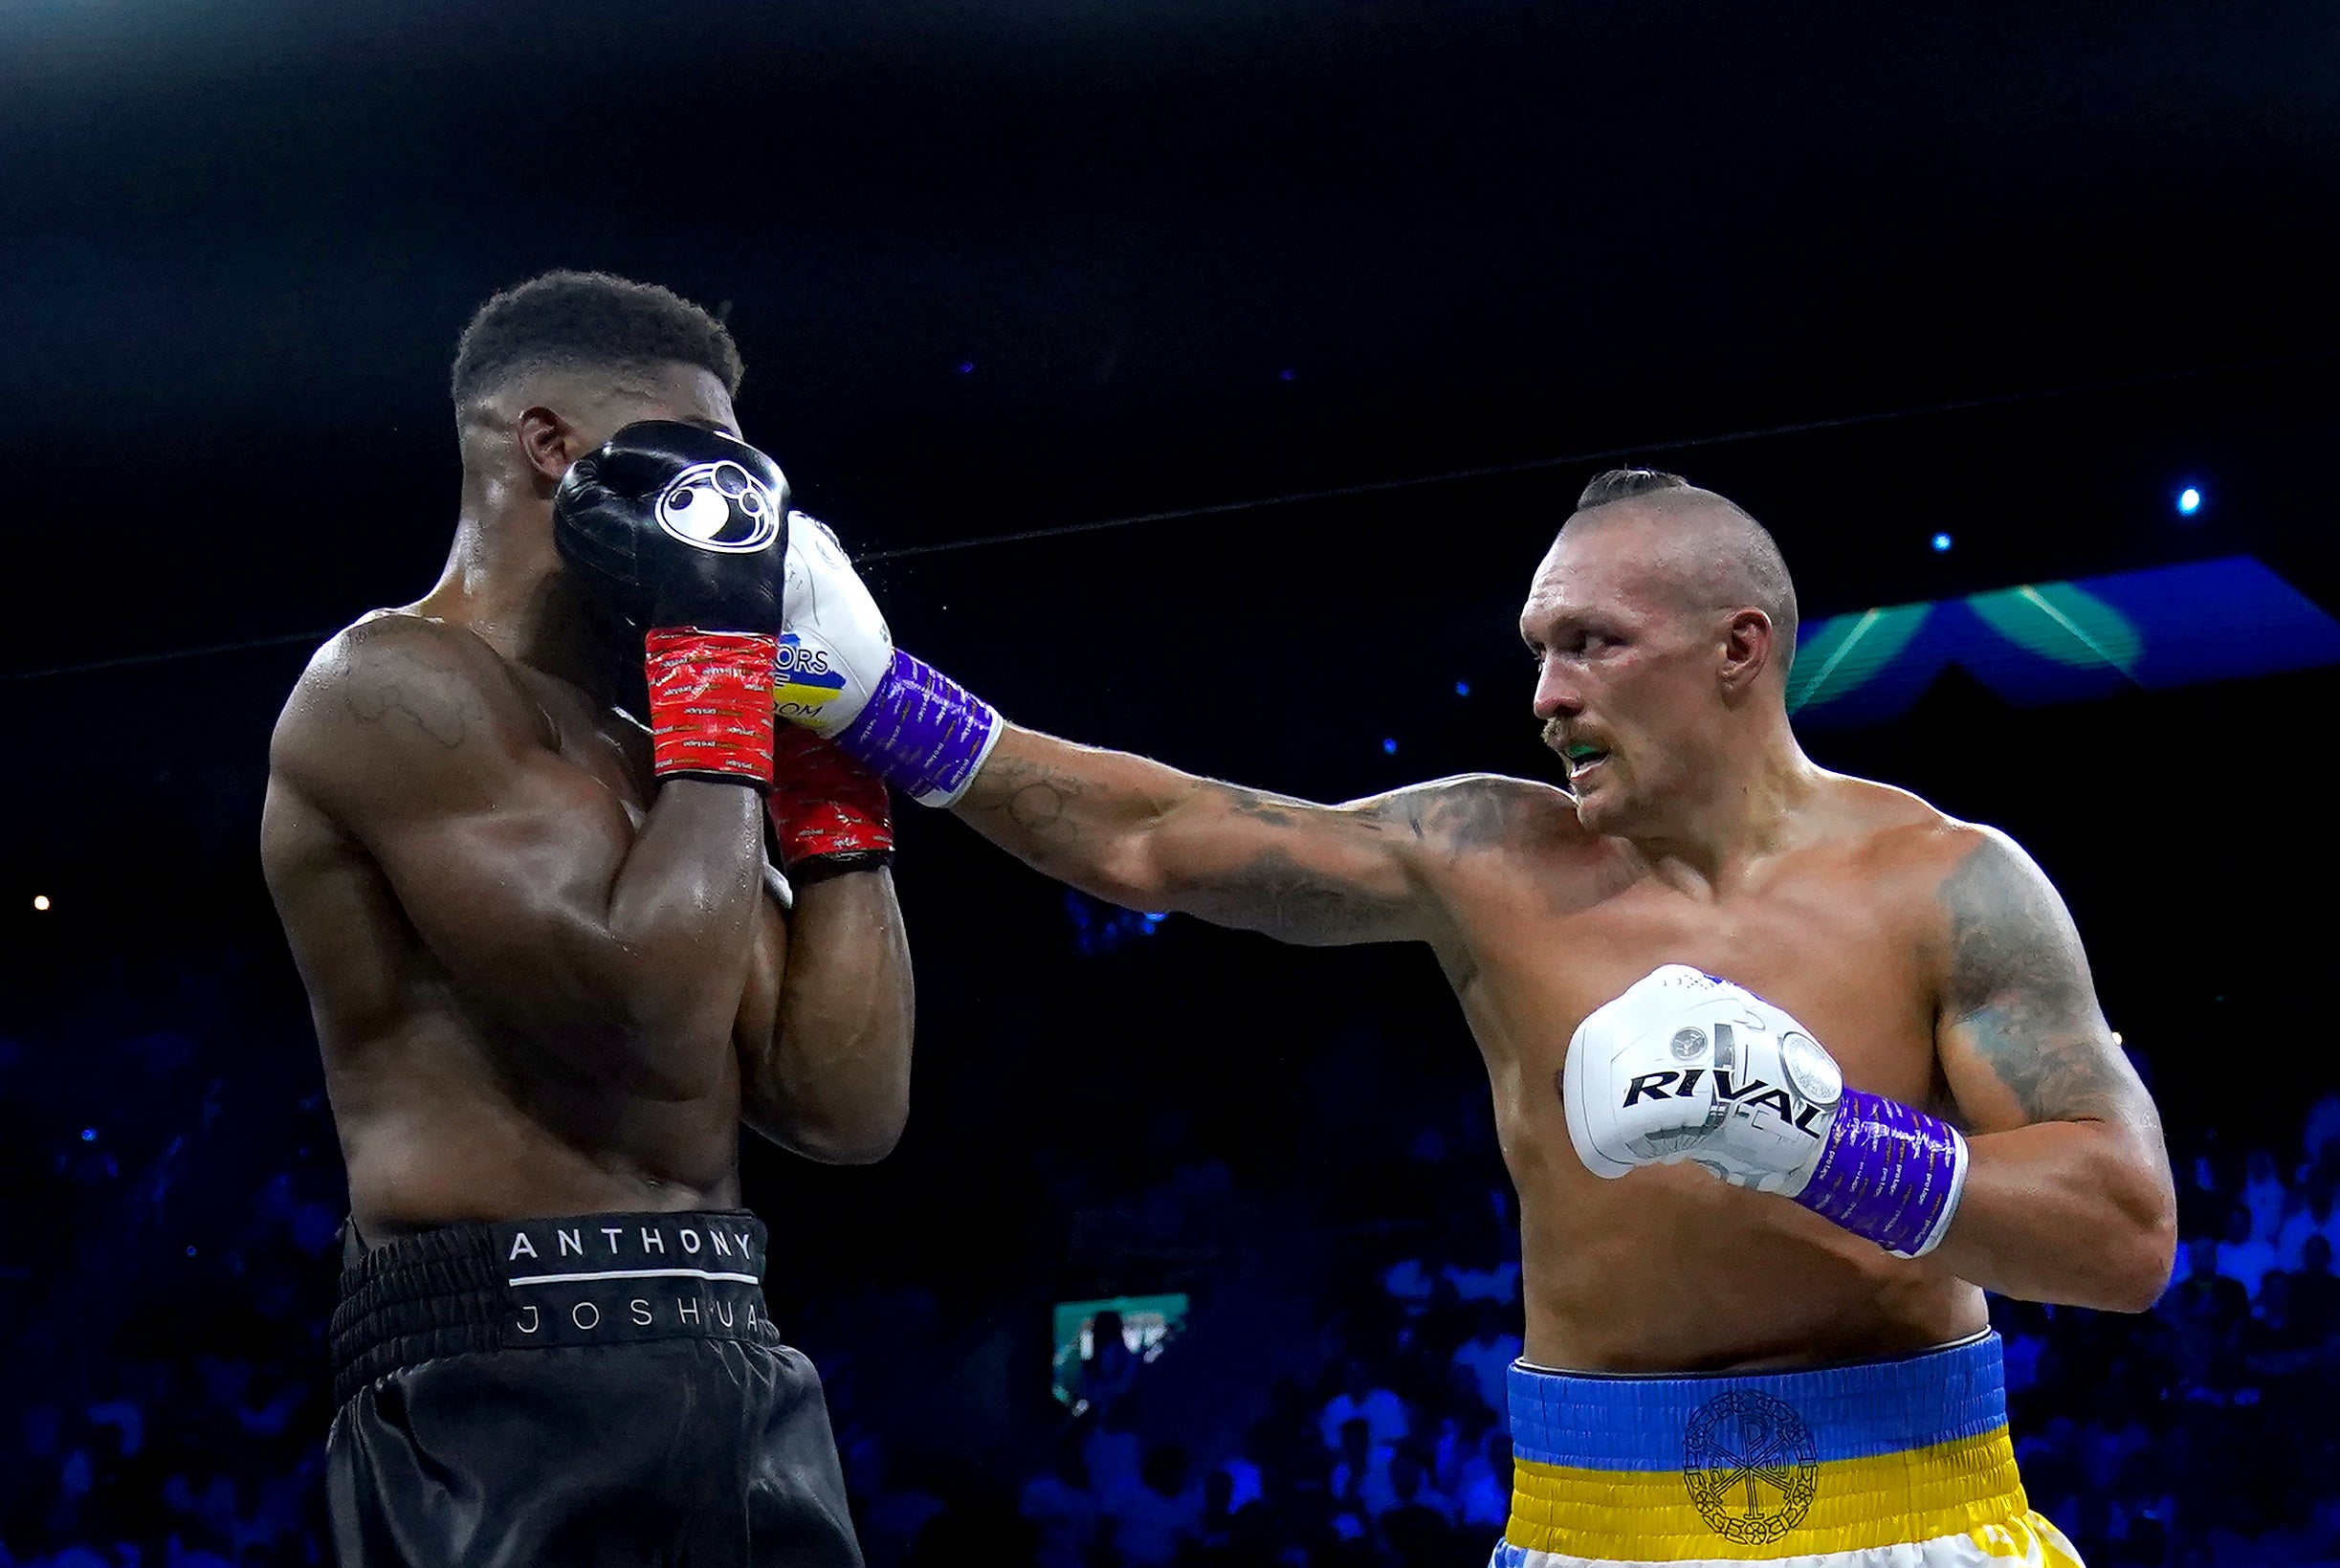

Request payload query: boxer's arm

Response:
[1925,828,2177,1311]
[735,869,914,1162]
[270,616,765,1093]
[953,723,1550,946]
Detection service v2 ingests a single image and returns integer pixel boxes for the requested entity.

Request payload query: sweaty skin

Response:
[262,364,914,1241]
[948,495,2174,1373]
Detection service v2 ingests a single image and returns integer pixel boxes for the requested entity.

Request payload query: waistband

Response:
[329,1210,780,1410]
[1505,1331,2026,1560]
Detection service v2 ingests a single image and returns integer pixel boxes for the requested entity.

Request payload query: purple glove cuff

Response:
[833,649,1002,806]
[1793,1089,1969,1258]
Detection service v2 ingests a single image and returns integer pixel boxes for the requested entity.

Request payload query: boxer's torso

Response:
[263,611,791,1240]
[1426,772,1986,1373]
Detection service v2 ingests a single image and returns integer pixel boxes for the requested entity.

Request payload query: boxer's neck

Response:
[424,487,606,694]
[1625,719,1821,891]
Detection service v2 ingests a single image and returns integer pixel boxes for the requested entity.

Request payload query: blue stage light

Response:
[80,1128,97,1142]
[1381,738,1399,755]
[2177,487,2202,516]
[1931,533,1954,553]
[957,361,976,375]
[1454,680,1471,696]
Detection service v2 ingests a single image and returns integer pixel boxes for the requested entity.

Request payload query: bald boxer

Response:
[768,469,2174,1565]
[261,272,909,1567]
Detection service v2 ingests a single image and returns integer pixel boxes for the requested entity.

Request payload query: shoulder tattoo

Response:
[336,626,488,751]
[1939,832,2125,1122]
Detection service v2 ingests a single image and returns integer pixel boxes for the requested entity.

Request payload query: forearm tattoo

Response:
[957,752,1094,841]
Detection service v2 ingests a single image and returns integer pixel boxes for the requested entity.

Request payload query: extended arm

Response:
[269,616,766,1094]
[953,724,1544,947]
[1927,829,2177,1311]
[767,510,1556,948]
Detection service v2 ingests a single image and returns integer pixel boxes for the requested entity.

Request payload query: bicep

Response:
[366,769,637,1006]
[1146,785,1429,946]
[1932,828,2156,1137]
[1153,773,1557,948]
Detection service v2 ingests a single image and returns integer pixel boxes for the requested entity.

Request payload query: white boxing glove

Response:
[769,511,1004,806]
[773,512,897,739]
[1562,964,1845,1195]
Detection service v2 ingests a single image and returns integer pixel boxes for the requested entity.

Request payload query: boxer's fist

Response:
[774,512,895,737]
[769,511,1003,806]
[1562,964,1845,1195]
[554,422,789,635]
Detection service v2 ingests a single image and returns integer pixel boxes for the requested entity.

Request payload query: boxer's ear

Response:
[518,406,584,487]
[1717,608,1776,698]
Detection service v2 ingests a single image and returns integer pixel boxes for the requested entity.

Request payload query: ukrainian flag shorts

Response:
[1493,1331,2082,1567]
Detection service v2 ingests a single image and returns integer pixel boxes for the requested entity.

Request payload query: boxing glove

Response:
[772,512,1002,806]
[554,422,790,786]
[1563,965,1968,1258]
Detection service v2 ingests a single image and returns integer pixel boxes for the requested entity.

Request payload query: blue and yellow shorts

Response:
[1495,1332,2082,1567]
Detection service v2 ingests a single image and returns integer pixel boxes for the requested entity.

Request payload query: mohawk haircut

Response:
[1576,467,1690,509]
[450,271,744,409]
[1568,467,1800,679]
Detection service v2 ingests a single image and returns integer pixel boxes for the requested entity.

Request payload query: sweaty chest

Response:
[1457,868,1943,1111]
[522,672,656,820]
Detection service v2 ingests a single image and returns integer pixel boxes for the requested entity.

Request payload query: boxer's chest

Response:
[1456,853,1944,1115]
[519,670,659,820]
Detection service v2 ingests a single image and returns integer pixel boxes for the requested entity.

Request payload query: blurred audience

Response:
[6,947,2340,1568]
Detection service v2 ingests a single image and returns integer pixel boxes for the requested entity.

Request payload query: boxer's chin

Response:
[1568,774,1632,836]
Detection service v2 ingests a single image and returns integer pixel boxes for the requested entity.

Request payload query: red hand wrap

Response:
[768,723,894,870]
[645,629,779,787]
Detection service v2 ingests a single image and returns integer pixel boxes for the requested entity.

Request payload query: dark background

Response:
[4,3,2340,1564]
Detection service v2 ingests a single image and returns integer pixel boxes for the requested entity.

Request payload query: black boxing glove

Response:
[554,422,792,788]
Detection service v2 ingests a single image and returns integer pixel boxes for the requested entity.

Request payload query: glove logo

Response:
[655,461,782,554]
[773,632,850,717]
[1778,1033,1843,1107]
[1682,1390,1818,1544]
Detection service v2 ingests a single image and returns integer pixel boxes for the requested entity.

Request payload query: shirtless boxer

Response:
[260,272,911,1567]
[762,468,2175,1565]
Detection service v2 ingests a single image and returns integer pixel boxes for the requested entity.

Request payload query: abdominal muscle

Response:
[1513,1157,1987,1373]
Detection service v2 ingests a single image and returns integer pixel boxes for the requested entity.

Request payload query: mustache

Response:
[1542,721,1615,768]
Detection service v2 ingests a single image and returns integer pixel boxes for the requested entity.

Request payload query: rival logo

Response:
[1620,1069,1826,1136]
[655,460,782,553]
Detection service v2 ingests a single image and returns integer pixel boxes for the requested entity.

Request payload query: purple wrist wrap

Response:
[1794,1089,1968,1257]
[834,650,1001,806]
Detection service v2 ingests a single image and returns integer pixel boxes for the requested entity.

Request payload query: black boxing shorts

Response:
[326,1210,863,1568]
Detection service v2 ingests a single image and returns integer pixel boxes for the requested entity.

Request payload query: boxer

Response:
[767,469,2175,1565]
[262,272,910,1567]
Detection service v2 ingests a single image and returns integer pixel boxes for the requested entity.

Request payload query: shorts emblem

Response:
[1682,1389,1819,1544]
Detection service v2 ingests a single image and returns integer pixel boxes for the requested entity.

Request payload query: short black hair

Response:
[450,270,744,409]
[1576,467,1689,510]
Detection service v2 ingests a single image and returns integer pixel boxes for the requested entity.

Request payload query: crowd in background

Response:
[5,934,2340,1568]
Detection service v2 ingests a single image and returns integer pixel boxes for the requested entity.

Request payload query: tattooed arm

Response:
[263,613,766,1093]
[952,724,1558,946]
[1925,828,2177,1311]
